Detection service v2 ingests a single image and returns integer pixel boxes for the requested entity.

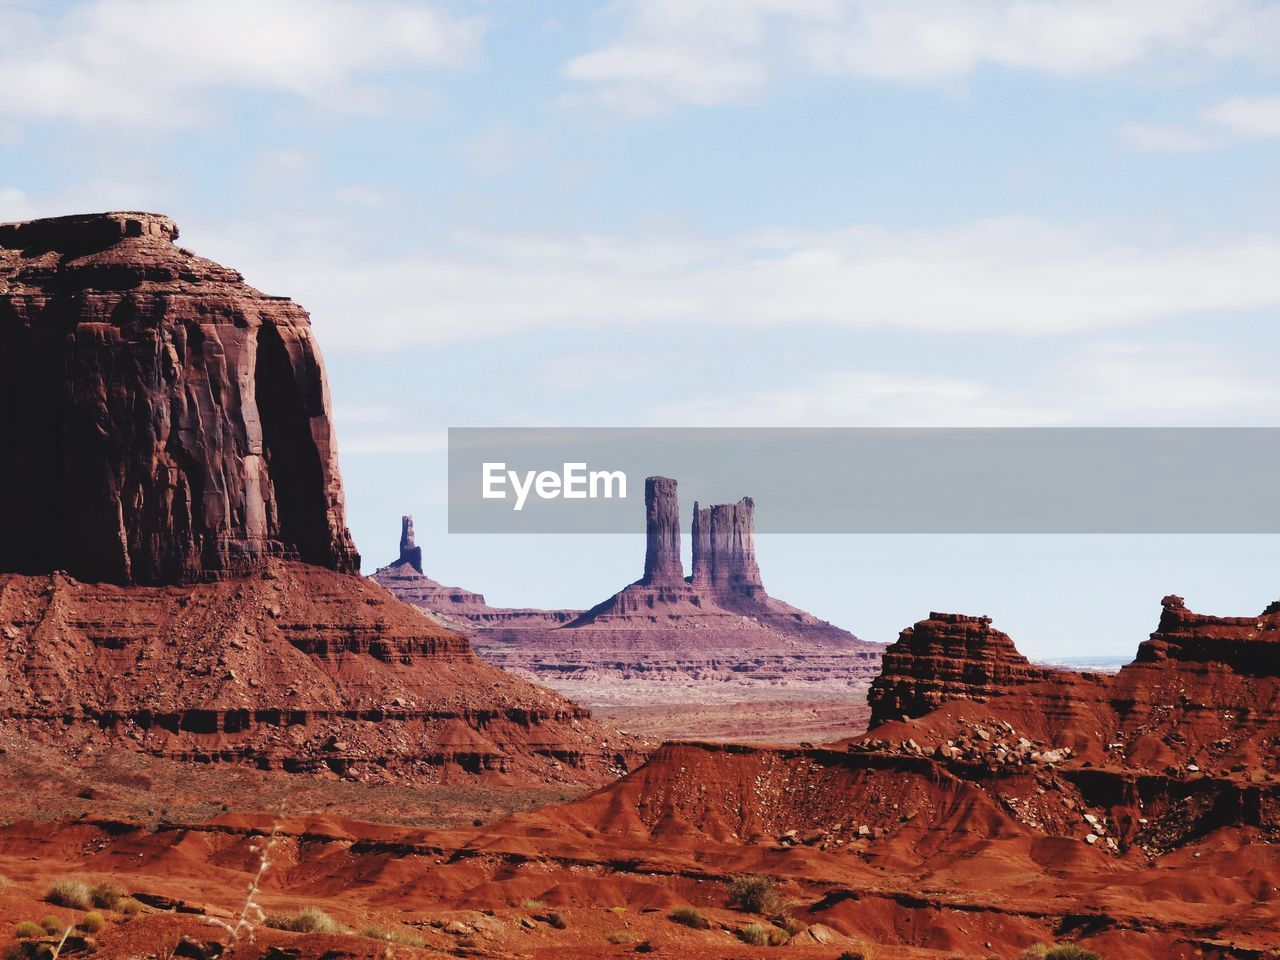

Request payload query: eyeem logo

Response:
[482,462,627,511]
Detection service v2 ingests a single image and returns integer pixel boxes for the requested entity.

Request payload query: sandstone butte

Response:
[373,478,886,742]
[0,212,636,785]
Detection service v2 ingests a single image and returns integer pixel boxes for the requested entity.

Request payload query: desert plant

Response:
[521,898,546,909]
[545,912,567,929]
[37,918,63,936]
[88,882,124,910]
[44,880,90,911]
[77,913,104,934]
[736,923,770,946]
[357,926,425,947]
[607,905,628,914]
[204,820,280,947]
[838,946,878,960]
[267,906,341,935]
[1020,947,1105,960]
[606,929,637,944]
[669,906,710,930]
[115,898,145,918]
[726,875,786,919]
[13,922,43,939]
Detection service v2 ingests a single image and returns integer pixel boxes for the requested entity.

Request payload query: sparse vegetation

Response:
[266,906,342,935]
[116,898,145,917]
[727,874,787,920]
[669,906,710,930]
[37,918,63,936]
[521,898,547,910]
[88,881,124,910]
[13,922,43,940]
[357,926,425,947]
[545,912,568,929]
[44,880,90,911]
[77,913,104,934]
[1019,947,1105,960]
[837,946,877,960]
[736,923,770,946]
[608,905,628,914]
[606,929,637,944]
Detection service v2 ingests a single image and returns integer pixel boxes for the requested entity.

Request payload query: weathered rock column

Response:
[642,476,683,584]
[691,497,763,601]
[399,516,423,573]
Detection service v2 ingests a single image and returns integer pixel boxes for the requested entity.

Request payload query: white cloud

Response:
[0,0,482,126]
[566,0,1280,111]
[194,216,1280,349]
[648,343,1280,427]
[1202,94,1280,139]
[1123,93,1280,152]
[1120,121,1218,152]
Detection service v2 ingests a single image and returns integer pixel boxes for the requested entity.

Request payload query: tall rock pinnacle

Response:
[0,212,360,585]
[691,497,764,601]
[642,476,683,584]
[399,515,423,573]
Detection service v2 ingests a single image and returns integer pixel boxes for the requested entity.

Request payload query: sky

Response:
[3,0,1280,657]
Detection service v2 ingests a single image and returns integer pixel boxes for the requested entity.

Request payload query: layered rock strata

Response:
[868,612,1054,725]
[0,212,636,783]
[0,212,359,585]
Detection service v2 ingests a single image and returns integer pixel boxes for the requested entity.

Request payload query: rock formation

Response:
[867,612,1053,726]
[690,497,763,602]
[377,479,884,743]
[0,212,637,784]
[0,212,359,585]
[398,515,423,573]
[642,476,683,584]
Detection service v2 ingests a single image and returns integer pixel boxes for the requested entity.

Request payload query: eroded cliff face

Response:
[0,212,359,585]
[0,213,639,784]
[690,497,764,602]
[867,612,1053,726]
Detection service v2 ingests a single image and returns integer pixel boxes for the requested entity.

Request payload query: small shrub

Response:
[608,905,628,914]
[545,912,567,930]
[606,929,636,944]
[521,899,546,910]
[266,907,341,935]
[88,882,124,910]
[1020,947,1105,960]
[736,923,769,946]
[44,880,90,910]
[726,875,786,919]
[1045,948,1104,960]
[116,898,145,917]
[77,913,105,934]
[13,922,43,939]
[838,946,877,960]
[357,926,424,947]
[774,915,805,936]
[669,906,709,930]
[37,918,63,936]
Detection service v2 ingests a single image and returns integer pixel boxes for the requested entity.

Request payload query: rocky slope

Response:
[0,211,636,784]
[374,480,883,743]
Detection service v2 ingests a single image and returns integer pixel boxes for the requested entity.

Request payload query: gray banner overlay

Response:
[448,428,1280,533]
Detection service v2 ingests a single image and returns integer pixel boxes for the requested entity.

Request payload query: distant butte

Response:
[373,477,885,743]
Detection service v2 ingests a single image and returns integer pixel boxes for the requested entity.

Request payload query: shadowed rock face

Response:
[0,212,359,585]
